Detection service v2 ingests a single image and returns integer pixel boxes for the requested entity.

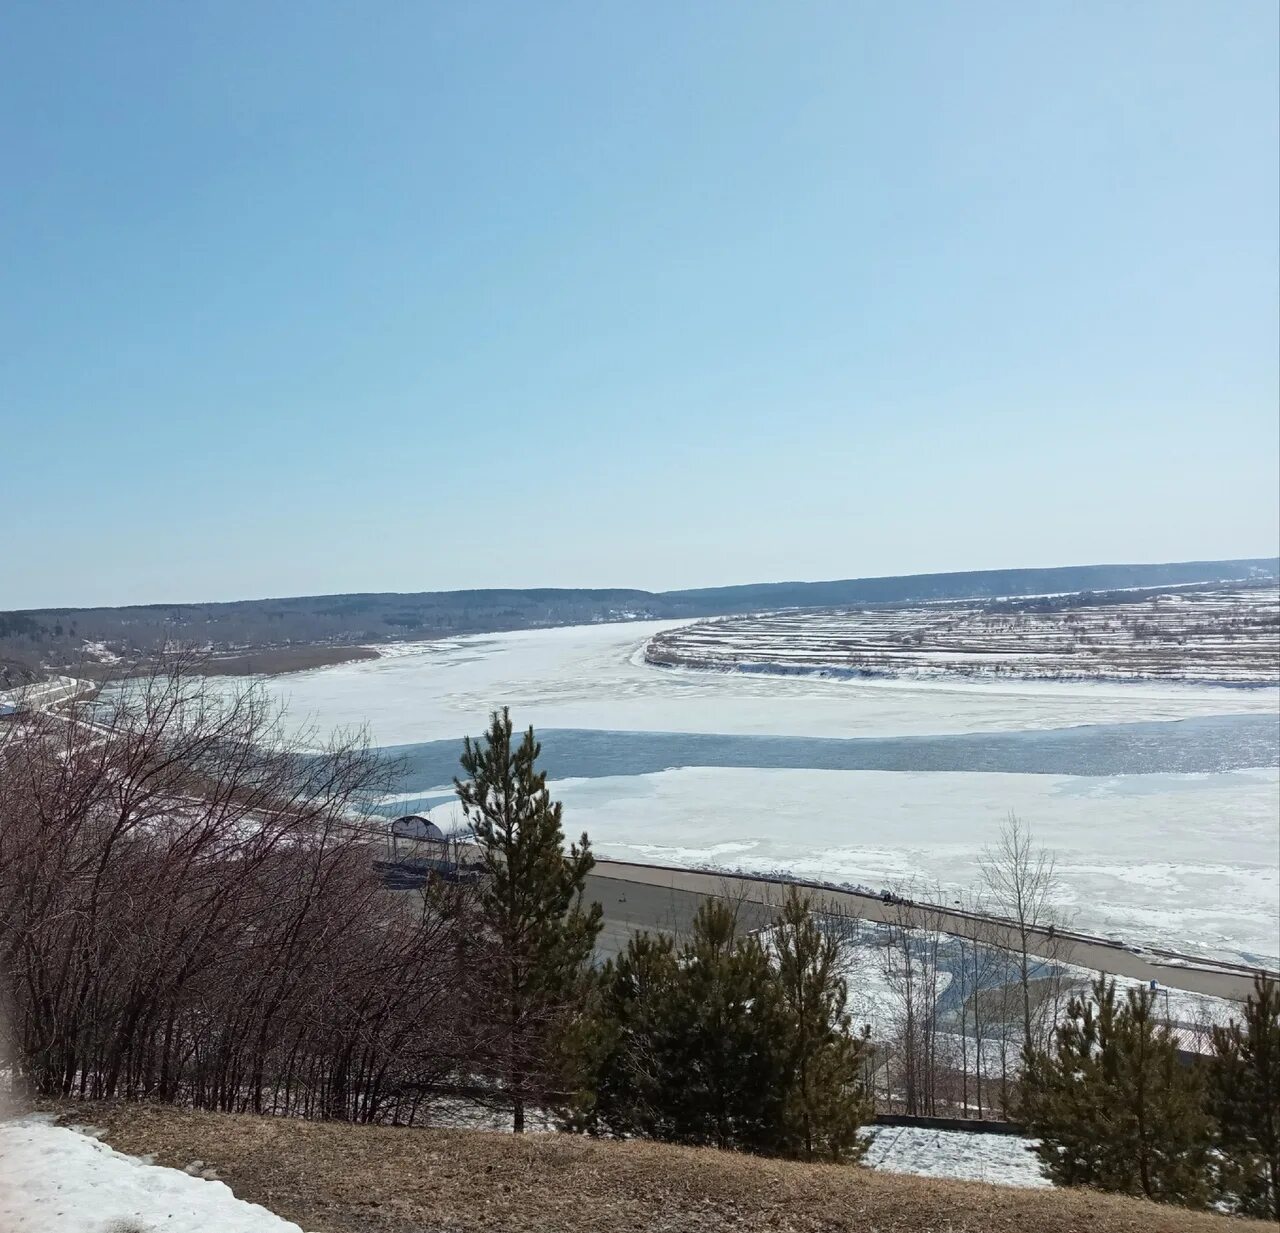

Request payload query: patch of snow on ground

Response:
[0,1116,308,1232]
[421,1098,555,1133]
[81,641,121,665]
[864,1124,1048,1188]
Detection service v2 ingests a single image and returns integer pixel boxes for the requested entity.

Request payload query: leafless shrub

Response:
[0,654,484,1124]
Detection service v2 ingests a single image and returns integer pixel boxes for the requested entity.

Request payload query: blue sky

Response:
[3,2,1277,608]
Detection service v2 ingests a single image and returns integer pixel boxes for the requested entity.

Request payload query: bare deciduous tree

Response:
[0,655,484,1124]
[979,813,1071,1058]
[878,885,948,1116]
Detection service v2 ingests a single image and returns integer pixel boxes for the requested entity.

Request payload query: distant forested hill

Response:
[2,557,1275,681]
[659,557,1280,612]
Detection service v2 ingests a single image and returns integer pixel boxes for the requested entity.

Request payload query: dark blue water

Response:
[376,712,1278,810]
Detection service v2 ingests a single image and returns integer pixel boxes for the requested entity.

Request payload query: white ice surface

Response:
[550,765,1280,966]
[231,621,1280,747]
[864,1124,1048,1188]
[218,622,1278,964]
[0,1117,306,1232]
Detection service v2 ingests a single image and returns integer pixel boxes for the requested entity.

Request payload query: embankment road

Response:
[585,858,1273,1002]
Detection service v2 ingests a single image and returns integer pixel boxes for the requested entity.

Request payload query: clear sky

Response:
[3,2,1277,609]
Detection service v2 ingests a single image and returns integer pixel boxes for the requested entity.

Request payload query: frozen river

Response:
[379,714,1276,791]
[240,620,1280,968]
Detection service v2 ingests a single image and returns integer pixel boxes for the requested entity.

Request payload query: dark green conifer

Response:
[566,894,873,1162]
[674,898,784,1151]
[773,889,874,1162]
[568,900,783,1150]
[1206,975,1279,1219]
[1021,976,1210,1205]
[563,931,682,1139]
[456,708,602,1132]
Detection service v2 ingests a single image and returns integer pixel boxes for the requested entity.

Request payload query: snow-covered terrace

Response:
[645,587,1280,685]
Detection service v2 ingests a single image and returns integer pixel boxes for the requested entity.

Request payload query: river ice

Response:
[228,621,1279,966]
[251,621,1279,746]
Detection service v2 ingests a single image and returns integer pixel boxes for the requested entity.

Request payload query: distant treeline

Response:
[986,577,1279,615]
[670,558,1278,612]
[2,557,1276,681]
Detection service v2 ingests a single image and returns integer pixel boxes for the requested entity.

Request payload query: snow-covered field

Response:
[646,587,1280,685]
[864,1124,1047,1188]
[0,1116,307,1232]
[223,619,1280,966]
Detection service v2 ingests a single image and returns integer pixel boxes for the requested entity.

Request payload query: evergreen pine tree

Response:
[550,963,618,1136]
[582,931,685,1140]
[772,889,874,1162]
[576,900,783,1150]
[456,708,602,1132]
[1206,975,1280,1219]
[1018,980,1112,1187]
[1021,976,1210,1205]
[570,894,875,1162]
[675,898,784,1152]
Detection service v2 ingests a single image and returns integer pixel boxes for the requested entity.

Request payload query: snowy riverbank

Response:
[0,1117,308,1233]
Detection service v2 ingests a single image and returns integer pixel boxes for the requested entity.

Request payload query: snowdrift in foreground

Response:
[0,1118,307,1233]
[865,1124,1048,1189]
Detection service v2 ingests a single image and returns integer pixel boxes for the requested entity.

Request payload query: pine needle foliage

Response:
[1020,976,1210,1206]
[773,889,874,1162]
[1206,975,1279,1219]
[456,708,602,1132]
[563,892,873,1162]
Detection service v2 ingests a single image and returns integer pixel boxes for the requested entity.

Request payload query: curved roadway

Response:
[586,858,1273,1002]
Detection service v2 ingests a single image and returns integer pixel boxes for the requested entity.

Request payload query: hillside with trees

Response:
[2,557,1275,684]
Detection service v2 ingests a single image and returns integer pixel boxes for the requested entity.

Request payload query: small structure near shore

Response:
[390,814,447,844]
[388,813,447,862]
[379,813,481,887]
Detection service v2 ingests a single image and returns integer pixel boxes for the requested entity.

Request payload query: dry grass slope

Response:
[58,1103,1272,1233]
